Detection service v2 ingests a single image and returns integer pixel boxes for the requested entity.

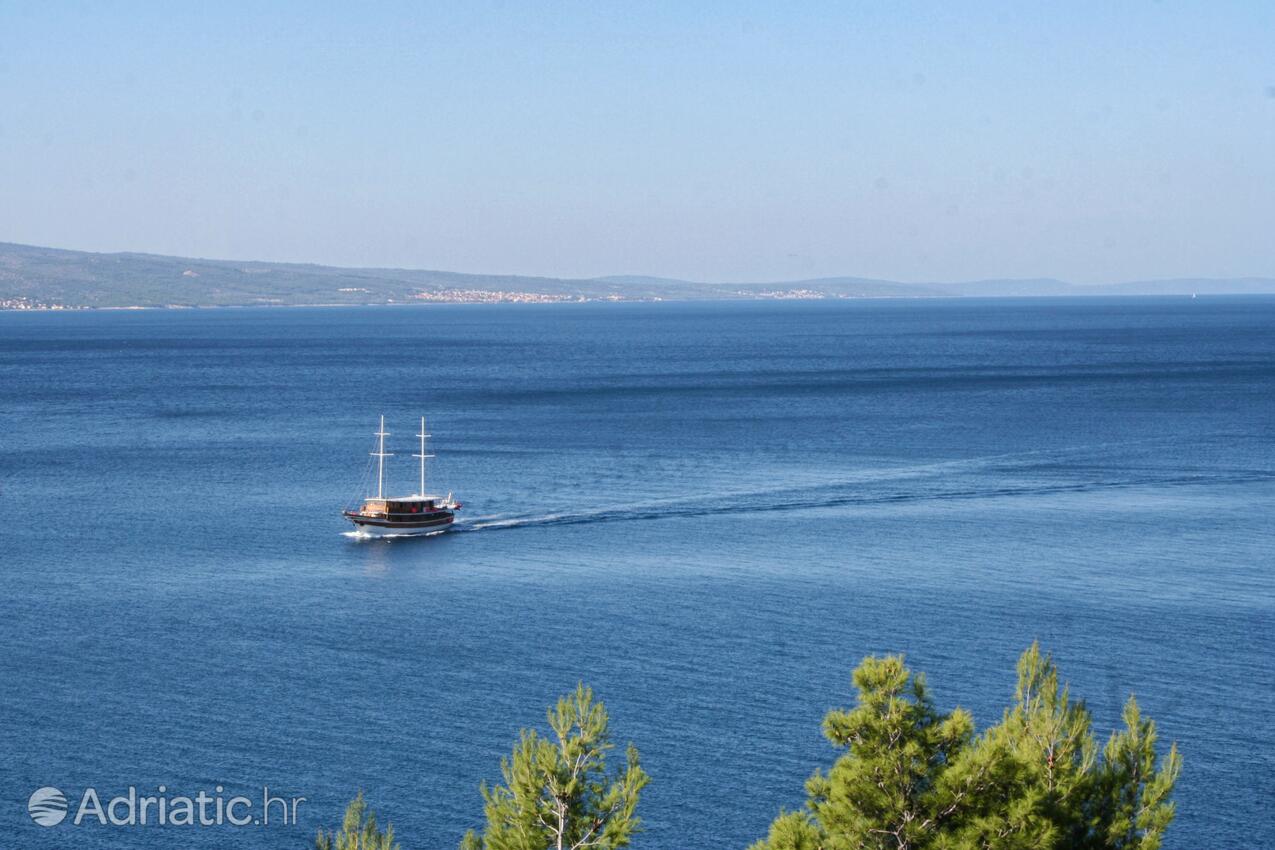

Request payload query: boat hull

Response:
[345,513,455,537]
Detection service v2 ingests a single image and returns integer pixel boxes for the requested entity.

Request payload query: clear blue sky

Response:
[2,2,1272,283]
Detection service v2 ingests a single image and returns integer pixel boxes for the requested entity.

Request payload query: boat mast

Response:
[372,415,393,499]
[413,416,434,496]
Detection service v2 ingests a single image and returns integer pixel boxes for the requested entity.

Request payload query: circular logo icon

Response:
[28,787,68,827]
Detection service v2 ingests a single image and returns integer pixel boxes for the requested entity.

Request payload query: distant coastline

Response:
[3,241,1273,311]
[0,294,956,313]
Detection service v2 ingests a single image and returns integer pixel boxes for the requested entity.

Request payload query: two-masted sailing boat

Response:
[343,415,462,536]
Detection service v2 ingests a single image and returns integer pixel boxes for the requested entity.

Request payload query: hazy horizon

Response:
[2,2,1273,284]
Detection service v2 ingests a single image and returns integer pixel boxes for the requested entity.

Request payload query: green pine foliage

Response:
[312,647,1179,850]
[753,644,1181,850]
[315,791,399,850]
[460,683,650,850]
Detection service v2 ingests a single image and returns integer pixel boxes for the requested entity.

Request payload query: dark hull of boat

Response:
[344,511,455,535]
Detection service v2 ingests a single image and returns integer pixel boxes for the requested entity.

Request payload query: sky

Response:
[1,1,1273,283]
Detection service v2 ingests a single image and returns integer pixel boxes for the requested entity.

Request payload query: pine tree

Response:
[460,683,649,850]
[1088,696,1181,850]
[750,655,975,850]
[315,791,399,850]
[753,645,1181,850]
[936,643,1099,849]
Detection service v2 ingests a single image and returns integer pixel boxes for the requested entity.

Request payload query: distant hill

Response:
[1,241,1272,309]
[929,277,1275,297]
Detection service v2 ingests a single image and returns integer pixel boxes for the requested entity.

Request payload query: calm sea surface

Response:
[1,299,1272,849]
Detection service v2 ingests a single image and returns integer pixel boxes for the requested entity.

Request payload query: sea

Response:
[1,298,1271,849]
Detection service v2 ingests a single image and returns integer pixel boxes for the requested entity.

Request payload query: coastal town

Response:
[0,289,854,310]
[412,288,596,304]
[0,297,76,311]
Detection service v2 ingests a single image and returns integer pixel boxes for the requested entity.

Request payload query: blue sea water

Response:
[1,298,1272,849]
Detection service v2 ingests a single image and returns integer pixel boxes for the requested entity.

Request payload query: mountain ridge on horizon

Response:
[2,240,1273,309]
